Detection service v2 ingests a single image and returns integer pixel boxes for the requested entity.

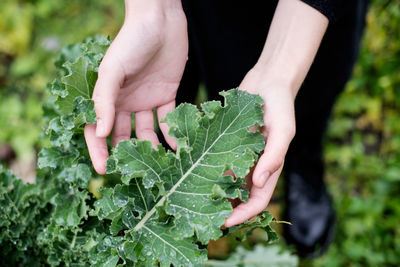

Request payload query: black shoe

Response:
[283,171,335,258]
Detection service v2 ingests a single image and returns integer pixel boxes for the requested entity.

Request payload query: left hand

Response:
[225,66,296,227]
[224,0,328,227]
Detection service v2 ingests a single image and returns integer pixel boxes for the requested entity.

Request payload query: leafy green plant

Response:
[206,245,298,267]
[0,36,281,266]
[0,0,124,164]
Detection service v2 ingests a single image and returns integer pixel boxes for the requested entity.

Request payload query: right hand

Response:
[85,1,188,174]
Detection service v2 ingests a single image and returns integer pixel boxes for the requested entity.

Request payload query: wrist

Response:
[251,0,328,98]
[124,0,184,22]
[251,62,302,98]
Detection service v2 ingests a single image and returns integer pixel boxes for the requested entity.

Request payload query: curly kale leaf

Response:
[93,89,266,266]
[33,36,111,266]
[0,166,48,265]
[38,36,110,188]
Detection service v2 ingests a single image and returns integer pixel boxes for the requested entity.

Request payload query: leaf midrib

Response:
[142,225,191,264]
[132,101,252,233]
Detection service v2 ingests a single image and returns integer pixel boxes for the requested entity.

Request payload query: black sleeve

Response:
[301,0,344,21]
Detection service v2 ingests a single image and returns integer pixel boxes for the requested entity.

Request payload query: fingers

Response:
[84,124,109,175]
[111,111,132,147]
[157,101,177,150]
[252,125,295,188]
[86,60,123,174]
[135,110,160,148]
[224,167,281,227]
[92,62,123,138]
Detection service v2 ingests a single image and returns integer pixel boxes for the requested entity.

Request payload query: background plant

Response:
[313,1,400,266]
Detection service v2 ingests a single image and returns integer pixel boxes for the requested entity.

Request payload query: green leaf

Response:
[100,89,265,265]
[73,96,97,126]
[0,166,47,262]
[128,225,207,266]
[46,116,74,146]
[227,211,279,244]
[206,244,298,267]
[58,163,92,188]
[37,147,79,169]
[51,185,90,227]
[56,56,97,114]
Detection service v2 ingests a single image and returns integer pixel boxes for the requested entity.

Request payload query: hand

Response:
[85,1,188,174]
[224,0,328,227]
[225,67,296,227]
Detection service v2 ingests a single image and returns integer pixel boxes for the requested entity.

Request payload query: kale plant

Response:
[0,36,278,266]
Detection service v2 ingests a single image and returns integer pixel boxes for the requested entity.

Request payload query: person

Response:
[84,0,368,257]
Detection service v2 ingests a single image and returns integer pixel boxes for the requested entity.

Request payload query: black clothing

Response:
[301,0,345,21]
[282,0,368,254]
[285,0,368,191]
[178,0,368,128]
[177,0,277,104]
[176,0,368,255]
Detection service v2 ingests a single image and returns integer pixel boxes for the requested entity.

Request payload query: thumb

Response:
[252,126,295,188]
[92,63,122,138]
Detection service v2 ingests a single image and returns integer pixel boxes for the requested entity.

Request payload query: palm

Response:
[85,14,188,174]
[103,18,188,113]
[225,69,296,227]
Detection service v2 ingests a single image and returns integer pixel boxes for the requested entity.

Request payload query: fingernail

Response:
[224,217,233,228]
[96,119,105,137]
[259,171,270,187]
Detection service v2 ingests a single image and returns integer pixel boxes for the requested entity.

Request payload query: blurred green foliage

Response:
[0,0,399,266]
[0,0,124,160]
[314,0,400,266]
